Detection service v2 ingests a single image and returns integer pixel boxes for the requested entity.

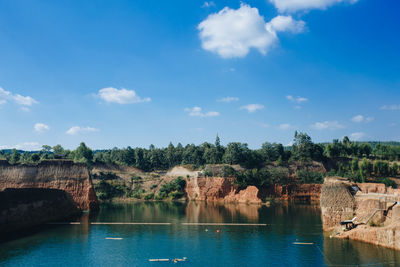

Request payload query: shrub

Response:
[369,220,380,227]
[94,180,127,200]
[373,160,390,177]
[221,165,236,177]
[203,170,213,177]
[296,170,324,184]
[381,178,396,188]
[144,193,154,200]
[269,167,290,185]
[156,177,186,200]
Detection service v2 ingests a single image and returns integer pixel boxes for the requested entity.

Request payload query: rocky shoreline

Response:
[321,177,400,250]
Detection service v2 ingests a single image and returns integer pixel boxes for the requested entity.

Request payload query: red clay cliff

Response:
[0,160,98,211]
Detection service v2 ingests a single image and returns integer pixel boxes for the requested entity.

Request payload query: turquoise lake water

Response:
[1,202,400,266]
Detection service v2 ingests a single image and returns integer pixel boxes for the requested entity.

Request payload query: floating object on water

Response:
[182,223,266,226]
[205,229,208,232]
[91,222,171,225]
[47,222,81,225]
[293,242,314,245]
[216,229,220,233]
[105,237,123,240]
[173,257,187,263]
[149,259,170,262]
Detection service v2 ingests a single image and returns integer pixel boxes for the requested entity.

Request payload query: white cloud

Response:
[198,4,304,58]
[0,88,11,103]
[0,142,41,151]
[311,120,344,130]
[98,87,151,104]
[266,15,305,33]
[0,87,38,109]
[13,94,38,106]
[351,115,374,123]
[278,123,292,130]
[269,0,358,13]
[185,107,220,117]
[381,104,400,111]
[34,123,50,133]
[218,96,239,103]
[350,132,365,141]
[66,126,99,135]
[286,95,308,103]
[202,1,215,8]
[240,104,264,113]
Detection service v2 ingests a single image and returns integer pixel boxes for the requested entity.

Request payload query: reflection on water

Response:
[0,201,399,266]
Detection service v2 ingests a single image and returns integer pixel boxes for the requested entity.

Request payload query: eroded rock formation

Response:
[0,160,98,210]
[185,177,262,203]
[263,184,321,202]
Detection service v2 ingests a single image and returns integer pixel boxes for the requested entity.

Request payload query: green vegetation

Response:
[156,177,186,200]
[296,170,324,184]
[2,132,400,189]
[94,180,130,200]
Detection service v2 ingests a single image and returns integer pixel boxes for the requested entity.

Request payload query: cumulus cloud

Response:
[0,142,41,151]
[269,0,358,13]
[311,120,344,130]
[218,96,239,103]
[381,105,400,111]
[277,123,292,130]
[240,104,264,113]
[34,123,50,133]
[286,95,308,103]
[66,126,99,135]
[98,87,151,104]
[0,87,38,109]
[350,132,365,141]
[266,15,306,33]
[198,4,304,58]
[351,115,374,123]
[185,107,220,117]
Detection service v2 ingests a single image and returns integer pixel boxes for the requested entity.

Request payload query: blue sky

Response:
[0,0,399,150]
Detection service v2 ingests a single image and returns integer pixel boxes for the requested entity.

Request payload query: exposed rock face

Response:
[264,184,321,201]
[224,186,262,204]
[0,160,98,211]
[320,177,356,230]
[185,176,321,203]
[0,188,80,238]
[185,177,262,203]
[320,176,400,250]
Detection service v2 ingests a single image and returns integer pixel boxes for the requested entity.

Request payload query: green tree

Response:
[74,142,93,164]
[9,149,20,164]
[392,162,399,176]
[53,144,65,155]
[41,145,52,153]
[291,131,323,161]
[30,153,41,162]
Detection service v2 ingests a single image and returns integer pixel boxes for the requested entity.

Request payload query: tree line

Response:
[1,132,399,185]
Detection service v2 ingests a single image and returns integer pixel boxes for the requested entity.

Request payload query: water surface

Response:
[1,202,399,266]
